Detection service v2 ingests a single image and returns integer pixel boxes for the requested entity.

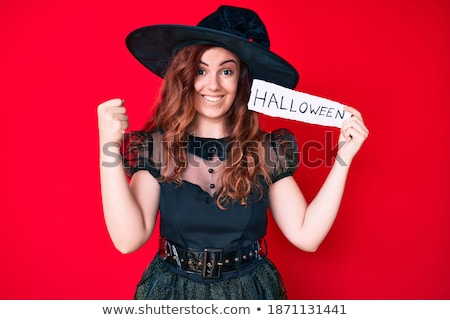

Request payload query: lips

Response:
[202,95,223,102]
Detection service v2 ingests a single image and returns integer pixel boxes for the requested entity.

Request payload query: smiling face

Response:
[193,47,240,126]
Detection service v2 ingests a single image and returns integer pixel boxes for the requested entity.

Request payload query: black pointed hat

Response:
[125,5,299,89]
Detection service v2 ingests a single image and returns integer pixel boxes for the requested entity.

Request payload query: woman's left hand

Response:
[337,106,369,166]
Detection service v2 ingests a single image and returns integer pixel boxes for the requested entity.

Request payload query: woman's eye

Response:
[197,69,206,75]
[222,69,233,76]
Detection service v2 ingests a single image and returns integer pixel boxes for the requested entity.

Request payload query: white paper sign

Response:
[248,79,351,128]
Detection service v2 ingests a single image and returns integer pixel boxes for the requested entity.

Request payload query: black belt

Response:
[159,237,267,279]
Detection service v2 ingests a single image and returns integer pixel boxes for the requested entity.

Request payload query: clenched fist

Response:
[97,98,129,144]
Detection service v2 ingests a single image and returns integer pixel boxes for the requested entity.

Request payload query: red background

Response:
[1,0,449,300]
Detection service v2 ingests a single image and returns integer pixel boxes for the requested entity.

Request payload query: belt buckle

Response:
[202,248,223,279]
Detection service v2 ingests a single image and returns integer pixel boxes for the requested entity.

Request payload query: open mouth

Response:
[202,95,223,102]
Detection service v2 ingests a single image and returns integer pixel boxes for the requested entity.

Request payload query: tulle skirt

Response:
[134,254,288,299]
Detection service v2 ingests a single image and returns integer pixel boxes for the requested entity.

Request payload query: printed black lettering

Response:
[326,107,335,118]
[279,96,288,110]
[309,104,320,115]
[319,106,327,116]
[252,88,267,108]
[299,102,308,113]
[336,108,346,119]
[268,93,279,109]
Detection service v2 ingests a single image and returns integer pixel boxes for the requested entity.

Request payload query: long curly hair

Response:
[143,44,270,208]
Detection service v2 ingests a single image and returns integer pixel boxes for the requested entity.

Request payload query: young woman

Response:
[97,6,368,299]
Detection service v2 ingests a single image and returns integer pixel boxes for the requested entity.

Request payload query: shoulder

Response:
[121,129,163,179]
[263,128,297,150]
[262,128,298,159]
[262,128,299,182]
[123,129,162,144]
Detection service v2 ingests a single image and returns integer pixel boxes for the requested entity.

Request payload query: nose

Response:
[207,74,221,91]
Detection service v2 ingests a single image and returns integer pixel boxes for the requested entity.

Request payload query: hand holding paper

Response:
[337,106,369,165]
[248,79,351,128]
[248,79,369,165]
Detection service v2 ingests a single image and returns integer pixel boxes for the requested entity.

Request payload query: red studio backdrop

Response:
[1,0,449,300]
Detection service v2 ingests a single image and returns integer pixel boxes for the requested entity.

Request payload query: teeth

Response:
[203,96,222,102]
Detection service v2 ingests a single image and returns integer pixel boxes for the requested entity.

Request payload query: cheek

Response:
[193,79,201,92]
[227,78,239,95]
[231,85,239,100]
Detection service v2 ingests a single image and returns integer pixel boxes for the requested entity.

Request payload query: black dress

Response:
[121,128,298,299]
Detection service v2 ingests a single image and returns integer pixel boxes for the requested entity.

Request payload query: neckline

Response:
[187,135,231,161]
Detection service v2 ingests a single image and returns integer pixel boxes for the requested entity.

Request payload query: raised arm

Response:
[269,106,369,252]
[98,98,160,254]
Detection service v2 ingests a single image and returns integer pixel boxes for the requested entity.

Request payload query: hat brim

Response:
[126,25,299,89]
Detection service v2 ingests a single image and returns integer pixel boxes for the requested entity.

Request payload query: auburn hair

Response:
[142,44,270,208]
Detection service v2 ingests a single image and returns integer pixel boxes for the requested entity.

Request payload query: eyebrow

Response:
[199,59,238,67]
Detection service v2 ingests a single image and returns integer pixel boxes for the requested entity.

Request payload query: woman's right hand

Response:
[97,98,129,144]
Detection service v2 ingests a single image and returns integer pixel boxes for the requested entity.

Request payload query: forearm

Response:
[301,161,350,249]
[271,106,368,252]
[300,106,369,249]
[99,143,149,253]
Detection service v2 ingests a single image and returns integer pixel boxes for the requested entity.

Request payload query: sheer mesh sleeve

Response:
[264,128,299,182]
[121,130,162,179]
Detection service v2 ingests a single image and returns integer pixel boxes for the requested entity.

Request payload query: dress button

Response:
[210,184,215,189]
[210,146,217,154]
[208,168,214,174]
